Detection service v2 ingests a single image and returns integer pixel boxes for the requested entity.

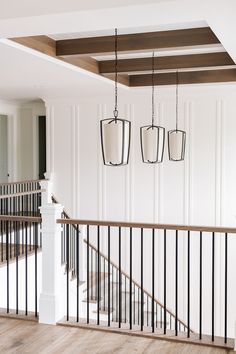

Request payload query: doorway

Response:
[0,115,8,183]
[38,116,46,179]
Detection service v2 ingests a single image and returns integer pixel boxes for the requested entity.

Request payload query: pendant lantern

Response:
[100,29,131,166]
[140,52,165,164]
[168,70,186,161]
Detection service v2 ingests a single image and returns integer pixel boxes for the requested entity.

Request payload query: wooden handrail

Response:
[0,179,46,186]
[52,194,70,219]
[0,215,41,222]
[57,219,236,234]
[0,189,44,199]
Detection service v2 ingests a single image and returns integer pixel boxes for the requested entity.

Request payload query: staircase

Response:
[53,195,190,333]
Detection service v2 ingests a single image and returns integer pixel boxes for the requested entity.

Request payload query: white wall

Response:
[46,83,236,338]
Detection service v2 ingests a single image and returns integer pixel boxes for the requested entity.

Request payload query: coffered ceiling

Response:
[10,25,236,87]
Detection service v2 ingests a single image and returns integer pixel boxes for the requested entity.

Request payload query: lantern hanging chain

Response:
[114,28,118,121]
[151,51,155,127]
[176,69,179,131]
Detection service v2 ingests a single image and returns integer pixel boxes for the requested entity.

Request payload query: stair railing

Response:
[57,218,234,348]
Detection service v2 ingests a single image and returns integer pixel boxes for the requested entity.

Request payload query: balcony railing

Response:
[57,218,235,349]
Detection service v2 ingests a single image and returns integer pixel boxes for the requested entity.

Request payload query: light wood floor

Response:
[0,318,233,354]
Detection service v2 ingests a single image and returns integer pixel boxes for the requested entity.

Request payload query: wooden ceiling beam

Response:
[129,69,236,86]
[99,52,235,74]
[56,27,220,57]
[10,36,129,86]
[11,36,56,56]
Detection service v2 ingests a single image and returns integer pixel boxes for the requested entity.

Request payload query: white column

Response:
[39,203,64,325]
[39,173,53,205]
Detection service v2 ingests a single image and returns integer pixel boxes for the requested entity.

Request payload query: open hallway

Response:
[0,318,233,354]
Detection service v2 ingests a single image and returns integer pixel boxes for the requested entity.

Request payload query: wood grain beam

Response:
[11,36,56,56]
[56,27,220,57]
[102,73,130,86]
[129,69,236,86]
[10,36,129,86]
[99,52,234,74]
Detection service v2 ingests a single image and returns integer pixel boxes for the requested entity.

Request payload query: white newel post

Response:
[39,203,64,324]
[39,175,53,205]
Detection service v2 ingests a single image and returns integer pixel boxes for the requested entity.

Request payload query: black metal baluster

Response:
[133,283,135,325]
[155,303,157,328]
[103,257,106,312]
[152,228,155,333]
[199,231,202,340]
[87,225,90,324]
[125,276,127,323]
[129,228,132,329]
[25,222,28,315]
[141,228,144,331]
[9,201,12,259]
[225,233,228,343]
[119,227,122,328]
[212,232,215,342]
[66,224,69,321]
[187,230,190,338]
[16,221,19,314]
[116,269,118,322]
[175,230,178,336]
[97,225,100,325]
[164,229,167,334]
[160,306,162,328]
[112,266,114,322]
[1,220,4,262]
[76,225,79,322]
[35,223,38,317]
[91,248,94,300]
[138,287,140,325]
[108,226,111,327]
[6,220,9,313]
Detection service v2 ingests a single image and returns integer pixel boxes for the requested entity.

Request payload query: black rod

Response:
[16,221,19,314]
[152,229,155,333]
[76,225,79,322]
[141,228,144,331]
[187,230,190,338]
[6,221,9,313]
[35,223,38,317]
[119,227,122,328]
[224,233,228,343]
[108,226,111,327]
[97,225,100,325]
[66,224,69,321]
[87,225,90,324]
[164,229,167,334]
[25,222,28,316]
[199,231,202,339]
[175,230,178,336]
[129,227,133,330]
[212,232,215,342]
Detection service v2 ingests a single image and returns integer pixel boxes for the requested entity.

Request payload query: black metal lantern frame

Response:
[140,125,165,163]
[168,129,186,162]
[100,117,131,166]
[168,70,186,162]
[100,28,131,167]
[140,52,165,164]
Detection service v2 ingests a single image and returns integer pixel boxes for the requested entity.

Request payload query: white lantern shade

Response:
[100,118,131,166]
[140,125,165,163]
[168,129,186,161]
